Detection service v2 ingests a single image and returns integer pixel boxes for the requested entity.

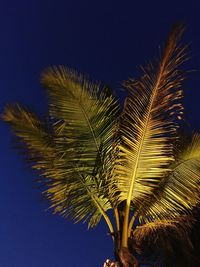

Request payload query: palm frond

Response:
[130,217,194,267]
[3,68,119,228]
[138,133,200,223]
[132,217,193,247]
[41,66,119,177]
[46,172,112,228]
[40,67,119,227]
[114,25,187,205]
[2,104,55,169]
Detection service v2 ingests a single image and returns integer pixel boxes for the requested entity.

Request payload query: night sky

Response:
[1,1,200,266]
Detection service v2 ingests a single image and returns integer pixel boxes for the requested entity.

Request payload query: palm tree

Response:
[2,25,200,267]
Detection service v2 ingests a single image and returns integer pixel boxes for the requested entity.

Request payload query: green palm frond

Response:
[41,66,118,176]
[114,25,187,206]
[138,133,200,224]
[3,68,119,229]
[46,172,112,228]
[40,67,119,228]
[2,104,55,168]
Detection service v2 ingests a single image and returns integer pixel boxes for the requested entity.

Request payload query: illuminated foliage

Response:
[3,25,200,266]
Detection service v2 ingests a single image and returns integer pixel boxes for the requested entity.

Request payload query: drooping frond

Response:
[40,68,119,227]
[46,172,112,228]
[114,25,187,206]
[39,67,119,227]
[3,68,119,229]
[2,104,55,166]
[132,217,193,247]
[130,217,194,266]
[138,132,200,223]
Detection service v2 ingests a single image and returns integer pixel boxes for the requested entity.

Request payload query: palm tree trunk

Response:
[118,247,139,267]
[104,228,139,267]
[103,248,139,267]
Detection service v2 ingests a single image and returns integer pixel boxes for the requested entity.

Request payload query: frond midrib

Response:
[126,59,167,205]
[79,99,99,151]
[77,171,114,232]
[122,58,169,247]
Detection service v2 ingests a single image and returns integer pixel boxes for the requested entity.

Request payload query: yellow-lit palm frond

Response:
[138,133,200,224]
[46,173,112,228]
[3,69,119,229]
[114,25,187,206]
[40,67,119,228]
[41,67,118,176]
[136,133,200,229]
[112,25,188,247]
[2,104,55,164]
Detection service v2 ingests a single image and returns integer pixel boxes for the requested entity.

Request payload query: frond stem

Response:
[86,193,114,240]
[122,203,130,247]
[103,214,115,241]
[77,172,114,239]
[114,207,120,232]
[128,210,138,237]
[80,103,99,150]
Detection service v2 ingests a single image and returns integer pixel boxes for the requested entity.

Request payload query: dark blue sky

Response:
[1,1,200,266]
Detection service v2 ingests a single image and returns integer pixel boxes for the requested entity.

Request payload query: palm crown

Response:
[3,25,200,266]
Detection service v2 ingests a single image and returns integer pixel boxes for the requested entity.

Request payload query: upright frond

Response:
[115,25,187,206]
